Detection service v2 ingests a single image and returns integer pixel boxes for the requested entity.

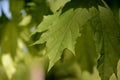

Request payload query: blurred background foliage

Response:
[0,0,120,80]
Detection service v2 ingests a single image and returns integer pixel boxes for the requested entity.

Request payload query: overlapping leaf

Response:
[75,23,97,72]
[34,8,91,70]
[75,7,101,72]
[75,13,96,73]
[97,6,120,80]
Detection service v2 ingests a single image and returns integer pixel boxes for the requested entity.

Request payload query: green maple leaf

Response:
[34,8,90,70]
[97,6,120,80]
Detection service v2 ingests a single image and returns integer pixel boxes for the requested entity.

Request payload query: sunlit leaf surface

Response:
[34,8,90,70]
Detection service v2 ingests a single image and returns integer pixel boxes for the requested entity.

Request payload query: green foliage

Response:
[0,66,9,80]
[47,0,70,13]
[98,6,120,80]
[33,8,92,70]
[0,21,18,58]
[0,0,120,80]
[75,17,97,73]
